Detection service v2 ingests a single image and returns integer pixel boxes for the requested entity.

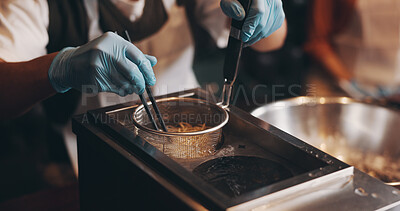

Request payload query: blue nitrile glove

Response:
[220,0,285,45]
[48,32,157,96]
[339,79,400,100]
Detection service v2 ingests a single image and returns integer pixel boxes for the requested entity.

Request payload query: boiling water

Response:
[193,156,293,197]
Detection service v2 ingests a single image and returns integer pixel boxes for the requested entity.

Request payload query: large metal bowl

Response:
[251,97,400,187]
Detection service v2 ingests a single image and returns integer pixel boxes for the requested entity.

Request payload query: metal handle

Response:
[221,0,252,107]
[220,83,233,108]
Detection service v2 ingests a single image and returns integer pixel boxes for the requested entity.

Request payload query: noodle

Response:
[166,122,210,132]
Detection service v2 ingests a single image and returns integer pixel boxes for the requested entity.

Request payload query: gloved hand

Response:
[339,79,400,100]
[48,32,157,96]
[220,0,285,45]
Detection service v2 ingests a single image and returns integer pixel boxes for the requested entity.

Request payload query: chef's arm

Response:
[304,0,352,80]
[250,20,287,52]
[0,53,57,119]
[304,40,352,80]
[0,32,157,120]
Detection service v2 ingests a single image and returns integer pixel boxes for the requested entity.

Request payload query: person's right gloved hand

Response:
[220,0,285,45]
[48,32,157,96]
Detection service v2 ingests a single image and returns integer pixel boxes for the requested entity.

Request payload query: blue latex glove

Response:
[220,0,285,45]
[48,32,157,96]
[339,79,400,100]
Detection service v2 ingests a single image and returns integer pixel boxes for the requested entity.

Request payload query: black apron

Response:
[98,0,168,42]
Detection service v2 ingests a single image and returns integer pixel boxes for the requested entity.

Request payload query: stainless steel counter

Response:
[73,88,400,210]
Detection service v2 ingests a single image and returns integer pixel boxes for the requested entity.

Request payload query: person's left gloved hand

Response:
[220,0,285,45]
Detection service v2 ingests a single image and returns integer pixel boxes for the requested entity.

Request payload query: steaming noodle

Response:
[166,122,210,133]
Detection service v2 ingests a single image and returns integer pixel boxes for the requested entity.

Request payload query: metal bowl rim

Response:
[251,96,366,116]
[133,97,229,136]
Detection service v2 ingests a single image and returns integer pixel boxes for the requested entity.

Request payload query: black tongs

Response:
[138,86,168,132]
[221,0,252,107]
[124,31,168,132]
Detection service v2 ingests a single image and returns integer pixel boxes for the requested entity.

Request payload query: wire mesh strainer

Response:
[133,97,229,159]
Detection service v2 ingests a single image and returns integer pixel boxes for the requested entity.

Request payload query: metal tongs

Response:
[220,0,252,108]
[124,31,168,132]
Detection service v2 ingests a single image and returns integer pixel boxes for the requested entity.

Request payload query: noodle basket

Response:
[133,97,229,159]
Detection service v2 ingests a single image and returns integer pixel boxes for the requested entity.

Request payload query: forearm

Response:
[305,41,352,80]
[0,53,58,119]
[319,52,352,81]
[250,20,287,52]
